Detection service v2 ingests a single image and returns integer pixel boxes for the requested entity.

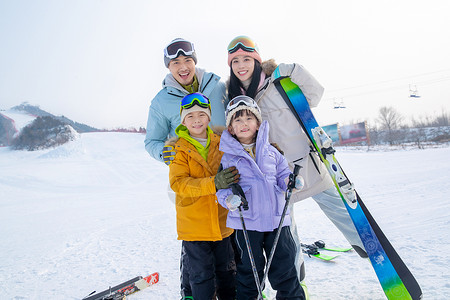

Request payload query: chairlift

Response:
[333,98,346,109]
[409,84,421,98]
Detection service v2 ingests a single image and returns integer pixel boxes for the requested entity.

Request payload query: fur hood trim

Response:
[165,125,226,146]
[261,59,278,77]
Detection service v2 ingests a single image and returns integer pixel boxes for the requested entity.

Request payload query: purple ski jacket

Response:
[217,121,292,232]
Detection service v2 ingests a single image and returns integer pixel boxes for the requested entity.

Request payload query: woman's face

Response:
[231,55,255,83]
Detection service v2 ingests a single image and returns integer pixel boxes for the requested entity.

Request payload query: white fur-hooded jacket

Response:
[255,59,334,201]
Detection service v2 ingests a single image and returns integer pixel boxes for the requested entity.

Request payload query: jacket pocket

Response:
[273,184,288,216]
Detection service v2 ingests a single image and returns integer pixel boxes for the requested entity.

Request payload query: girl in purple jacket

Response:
[217,95,305,300]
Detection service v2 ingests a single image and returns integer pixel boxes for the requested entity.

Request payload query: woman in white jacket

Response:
[226,35,367,283]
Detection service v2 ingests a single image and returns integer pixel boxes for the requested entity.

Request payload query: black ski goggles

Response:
[164,40,195,59]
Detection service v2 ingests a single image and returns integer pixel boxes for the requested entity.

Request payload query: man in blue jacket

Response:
[144,38,227,300]
[145,38,226,162]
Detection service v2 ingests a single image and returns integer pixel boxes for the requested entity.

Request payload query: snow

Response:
[0,132,448,299]
[0,109,36,132]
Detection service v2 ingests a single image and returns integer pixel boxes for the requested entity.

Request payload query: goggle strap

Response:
[228,43,256,54]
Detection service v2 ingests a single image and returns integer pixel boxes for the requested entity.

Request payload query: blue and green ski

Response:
[273,72,421,300]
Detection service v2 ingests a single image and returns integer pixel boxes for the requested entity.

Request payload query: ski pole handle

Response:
[230,183,249,210]
[288,164,301,190]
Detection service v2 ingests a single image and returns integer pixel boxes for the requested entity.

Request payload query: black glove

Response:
[162,145,176,166]
[214,166,240,190]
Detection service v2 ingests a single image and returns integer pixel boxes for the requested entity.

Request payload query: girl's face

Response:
[228,110,260,144]
[231,55,255,83]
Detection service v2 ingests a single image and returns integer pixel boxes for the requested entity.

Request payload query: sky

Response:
[1,0,449,129]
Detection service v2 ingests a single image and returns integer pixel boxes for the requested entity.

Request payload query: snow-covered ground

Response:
[0,132,448,299]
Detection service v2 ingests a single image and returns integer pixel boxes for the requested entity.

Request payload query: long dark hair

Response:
[228,60,262,101]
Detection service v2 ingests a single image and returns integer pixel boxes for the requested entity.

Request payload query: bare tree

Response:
[377,106,403,145]
[434,109,449,127]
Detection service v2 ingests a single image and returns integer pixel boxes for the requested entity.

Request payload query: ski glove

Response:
[162,145,176,166]
[214,166,240,190]
[225,194,242,211]
[284,175,305,192]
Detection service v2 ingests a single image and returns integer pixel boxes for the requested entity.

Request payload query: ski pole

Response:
[257,164,301,300]
[231,183,264,300]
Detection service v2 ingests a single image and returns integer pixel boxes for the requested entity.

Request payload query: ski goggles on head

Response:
[164,39,195,59]
[225,95,261,119]
[180,93,211,111]
[227,36,258,54]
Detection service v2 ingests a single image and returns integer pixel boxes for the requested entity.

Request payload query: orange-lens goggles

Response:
[227,36,257,54]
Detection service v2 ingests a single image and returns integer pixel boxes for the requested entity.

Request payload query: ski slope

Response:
[0,132,448,299]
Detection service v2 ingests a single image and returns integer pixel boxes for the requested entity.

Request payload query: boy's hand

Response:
[215,166,240,190]
[162,145,176,165]
[225,194,242,211]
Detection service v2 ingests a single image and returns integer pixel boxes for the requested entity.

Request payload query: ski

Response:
[83,272,159,300]
[307,240,353,252]
[273,73,422,300]
[302,245,339,261]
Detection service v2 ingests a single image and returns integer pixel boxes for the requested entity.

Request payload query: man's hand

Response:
[162,145,176,166]
[214,166,240,190]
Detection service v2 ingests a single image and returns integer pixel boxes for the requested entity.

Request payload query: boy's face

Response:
[168,55,196,86]
[182,110,210,139]
[228,110,260,144]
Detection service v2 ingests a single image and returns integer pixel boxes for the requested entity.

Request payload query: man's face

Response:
[168,55,196,86]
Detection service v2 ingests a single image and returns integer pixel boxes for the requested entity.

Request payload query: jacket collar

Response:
[174,128,220,174]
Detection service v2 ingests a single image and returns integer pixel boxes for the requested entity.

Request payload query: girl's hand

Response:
[225,194,242,211]
[284,175,305,192]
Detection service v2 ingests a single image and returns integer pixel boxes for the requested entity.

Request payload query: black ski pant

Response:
[234,227,305,300]
[180,245,192,299]
[183,236,236,300]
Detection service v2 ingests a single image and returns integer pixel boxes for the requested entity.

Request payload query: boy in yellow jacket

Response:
[168,92,239,300]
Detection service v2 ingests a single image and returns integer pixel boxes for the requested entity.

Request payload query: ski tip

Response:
[143,272,160,285]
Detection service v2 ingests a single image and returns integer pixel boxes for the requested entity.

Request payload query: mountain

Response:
[0,103,98,147]
[10,103,98,133]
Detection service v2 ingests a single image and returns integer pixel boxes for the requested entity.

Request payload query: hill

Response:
[0,103,98,147]
[10,103,98,133]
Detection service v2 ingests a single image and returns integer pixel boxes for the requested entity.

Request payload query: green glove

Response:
[214,166,240,190]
